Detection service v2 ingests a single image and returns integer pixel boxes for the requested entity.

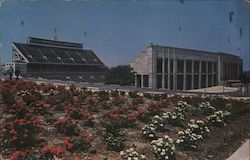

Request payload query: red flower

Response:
[72,120,78,125]
[41,146,50,154]
[10,151,24,160]
[51,146,63,156]
[66,143,73,150]
[0,133,4,138]
[10,129,17,135]
[85,135,93,142]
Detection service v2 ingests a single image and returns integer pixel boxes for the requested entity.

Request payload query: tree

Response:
[105,65,134,86]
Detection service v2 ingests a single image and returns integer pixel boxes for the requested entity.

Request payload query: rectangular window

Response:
[157,75,162,89]
[143,75,149,87]
[201,75,206,88]
[194,75,199,89]
[208,75,212,87]
[170,59,173,74]
[177,75,183,90]
[157,58,162,73]
[186,75,192,90]
[213,62,217,73]
[177,60,184,73]
[194,61,199,73]
[186,60,192,73]
[136,75,141,87]
[164,59,168,74]
[164,75,168,89]
[202,61,207,73]
[208,62,212,73]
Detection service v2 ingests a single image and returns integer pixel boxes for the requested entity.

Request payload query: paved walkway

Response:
[226,139,250,160]
[188,86,239,93]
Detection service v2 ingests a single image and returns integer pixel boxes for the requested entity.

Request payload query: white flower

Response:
[141,155,146,159]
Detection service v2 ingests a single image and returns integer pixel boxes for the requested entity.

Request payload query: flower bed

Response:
[0,80,248,160]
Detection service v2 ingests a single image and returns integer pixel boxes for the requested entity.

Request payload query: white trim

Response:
[12,43,29,63]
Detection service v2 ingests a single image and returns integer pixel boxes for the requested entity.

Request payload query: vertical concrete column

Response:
[183,59,186,90]
[212,62,214,86]
[168,48,170,90]
[162,48,165,89]
[152,48,157,89]
[199,60,202,88]
[173,49,177,91]
[206,61,208,88]
[191,59,194,89]
[217,55,221,85]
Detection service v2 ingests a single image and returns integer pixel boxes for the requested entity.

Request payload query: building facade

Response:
[130,44,242,90]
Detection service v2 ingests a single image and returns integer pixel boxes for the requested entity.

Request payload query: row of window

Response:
[156,58,218,74]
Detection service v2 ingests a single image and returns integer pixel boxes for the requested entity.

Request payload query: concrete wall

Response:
[131,45,243,90]
[130,47,153,88]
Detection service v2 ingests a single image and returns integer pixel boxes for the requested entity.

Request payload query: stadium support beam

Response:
[12,43,29,63]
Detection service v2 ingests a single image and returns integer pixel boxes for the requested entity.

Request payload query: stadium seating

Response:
[13,37,106,83]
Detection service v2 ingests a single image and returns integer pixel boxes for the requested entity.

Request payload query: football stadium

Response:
[11,37,106,83]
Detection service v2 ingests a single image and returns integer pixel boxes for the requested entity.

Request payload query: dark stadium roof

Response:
[28,37,83,50]
[13,38,104,65]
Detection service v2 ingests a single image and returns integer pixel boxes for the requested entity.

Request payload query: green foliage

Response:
[105,65,134,86]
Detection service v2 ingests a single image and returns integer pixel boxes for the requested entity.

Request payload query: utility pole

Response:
[179,0,185,48]
[20,20,24,42]
[54,28,58,41]
[84,32,87,48]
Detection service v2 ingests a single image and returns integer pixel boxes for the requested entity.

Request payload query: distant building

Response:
[12,37,106,82]
[130,44,243,90]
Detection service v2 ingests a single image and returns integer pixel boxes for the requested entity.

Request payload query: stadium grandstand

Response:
[11,37,106,83]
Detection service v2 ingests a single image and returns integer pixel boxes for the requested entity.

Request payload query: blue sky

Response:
[0,0,249,70]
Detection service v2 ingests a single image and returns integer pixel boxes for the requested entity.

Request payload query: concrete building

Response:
[130,44,243,90]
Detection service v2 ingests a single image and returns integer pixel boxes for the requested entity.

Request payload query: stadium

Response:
[130,44,243,90]
[11,37,106,83]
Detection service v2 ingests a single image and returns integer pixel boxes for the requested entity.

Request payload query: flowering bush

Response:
[142,124,156,139]
[64,132,92,152]
[151,135,176,160]
[136,107,150,122]
[10,151,24,160]
[120,148,146,160]
[54,117,79,136]
[68,108,95,126]
[41,145,63,158]
[198,102,216,115]
[146,102,162,116]
[1,118,40,149]
[7,100,30,119]
[162,112,184,126]
[21,90,43,105]
[175,101,190,113]
[176,129,203,150]
[207,110,231,126]
[187,119,210,136]
[132,96,144,105]
[151,115,165,131]
[105,132,125,151]
[29,100,50,115]
[102,112,138,130]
